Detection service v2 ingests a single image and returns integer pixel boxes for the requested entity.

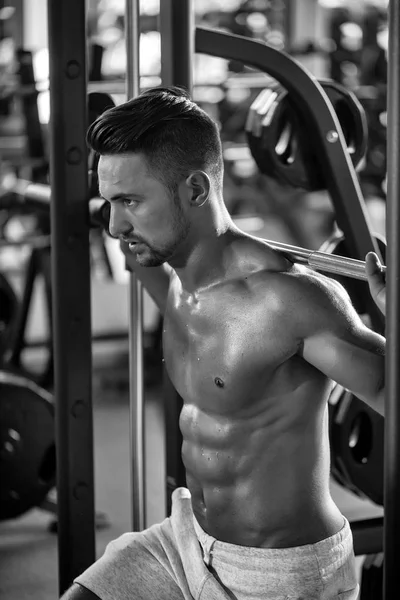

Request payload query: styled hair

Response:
[87,86,224,193]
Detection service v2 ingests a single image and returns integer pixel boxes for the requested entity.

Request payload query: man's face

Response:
[98,153,190,267]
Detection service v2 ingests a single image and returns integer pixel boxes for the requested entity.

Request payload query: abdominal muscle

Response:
[180,400,344,549]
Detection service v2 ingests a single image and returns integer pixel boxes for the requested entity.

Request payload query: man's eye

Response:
[125,199,137,207]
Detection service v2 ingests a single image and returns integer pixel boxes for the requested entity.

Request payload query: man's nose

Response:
[108,204,131,239]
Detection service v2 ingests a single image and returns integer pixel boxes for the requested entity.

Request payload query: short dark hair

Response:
[87,86,224,193]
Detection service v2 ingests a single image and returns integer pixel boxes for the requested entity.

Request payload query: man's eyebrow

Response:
[99,192,142,202]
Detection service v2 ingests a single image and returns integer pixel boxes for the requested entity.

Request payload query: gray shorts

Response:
[75,487,359,600]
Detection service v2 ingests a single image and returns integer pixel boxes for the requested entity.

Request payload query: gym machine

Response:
[1,1,399,597]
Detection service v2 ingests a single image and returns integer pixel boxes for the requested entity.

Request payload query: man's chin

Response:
[135,253,166,268]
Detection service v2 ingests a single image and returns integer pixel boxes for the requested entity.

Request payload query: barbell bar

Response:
[264,239,386,281]
[1,180,386,281]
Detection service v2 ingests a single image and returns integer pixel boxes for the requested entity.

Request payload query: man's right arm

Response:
[120,241,172,316]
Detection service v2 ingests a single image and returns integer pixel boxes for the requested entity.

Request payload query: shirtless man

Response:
[63,87,386,600]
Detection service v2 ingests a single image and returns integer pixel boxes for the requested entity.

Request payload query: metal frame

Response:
[159,0,194,92]
[47,0,95,593]
[384,1,400,597]
[124,0,146,534]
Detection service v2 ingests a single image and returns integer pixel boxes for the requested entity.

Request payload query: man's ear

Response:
[185,171,210,207]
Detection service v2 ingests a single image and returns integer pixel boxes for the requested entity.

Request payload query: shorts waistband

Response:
[193,513,353,569]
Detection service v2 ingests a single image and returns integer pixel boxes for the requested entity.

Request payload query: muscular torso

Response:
[162,239,344,548]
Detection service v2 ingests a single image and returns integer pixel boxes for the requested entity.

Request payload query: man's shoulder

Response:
[268,266,361,345]
[271,265,346,302]
[245,257,337,299]
[247,263,353,330]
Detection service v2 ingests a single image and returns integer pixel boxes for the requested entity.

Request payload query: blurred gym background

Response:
[0,1,388,598]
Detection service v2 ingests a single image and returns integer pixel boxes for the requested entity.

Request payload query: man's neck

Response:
[171,224,240,295]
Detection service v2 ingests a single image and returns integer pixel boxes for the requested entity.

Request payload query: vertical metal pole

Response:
[125,0,145,532]
[159,0,194,516]
[282,0,294,51]
[160,0,194,91]
[384,1,400,597]
[47,0,95,594]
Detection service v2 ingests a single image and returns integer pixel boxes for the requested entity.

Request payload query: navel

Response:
[214,377,225,388]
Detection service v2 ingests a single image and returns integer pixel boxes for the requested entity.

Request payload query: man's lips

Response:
[121,237,141,245]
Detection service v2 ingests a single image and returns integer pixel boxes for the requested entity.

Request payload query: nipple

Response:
[214,377,225,388]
